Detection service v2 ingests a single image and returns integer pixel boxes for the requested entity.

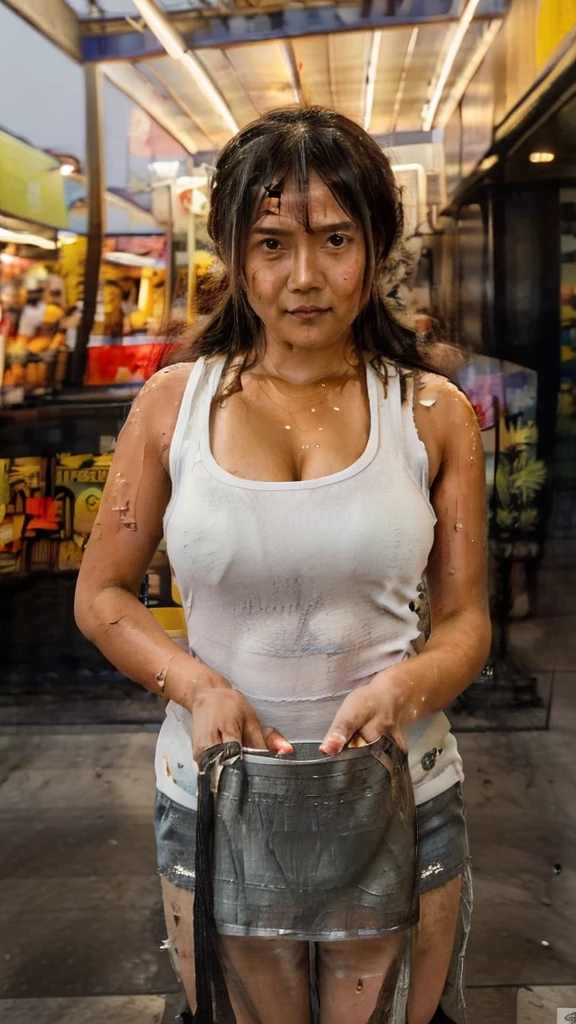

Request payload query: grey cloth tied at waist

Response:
[193,737,419,1024]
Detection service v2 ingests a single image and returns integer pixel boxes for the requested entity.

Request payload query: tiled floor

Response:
[517,987,576,1023]
[0,622,574,1021]
[0,997,166,1023]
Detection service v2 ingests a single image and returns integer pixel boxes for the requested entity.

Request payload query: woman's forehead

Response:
[252,173,352,228]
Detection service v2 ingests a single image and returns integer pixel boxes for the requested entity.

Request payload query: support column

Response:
[163,182,175,323]
[187,203,197,321]
[70,63,104,387]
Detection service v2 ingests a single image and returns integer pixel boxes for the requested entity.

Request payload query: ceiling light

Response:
[437,19,502,129]
[479,154,498,172]
[104,251,160,267]
[529,151,555,163]
[390,27,419,134]
[132,0,183,60]
[149,161,181,180]
[422,0,482,132]
[59,162,76,176]
[281,42,304,106]
[176,173,209,191]
[179,51,238,136]
[132,0,238,137]
[363,31,383,132]
[0,228,57,250]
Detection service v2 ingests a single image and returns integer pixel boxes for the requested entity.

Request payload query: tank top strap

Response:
[377,364,436,520]
[168,357,210,494]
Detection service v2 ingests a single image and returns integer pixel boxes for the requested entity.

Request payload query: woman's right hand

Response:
[189,682,293,761]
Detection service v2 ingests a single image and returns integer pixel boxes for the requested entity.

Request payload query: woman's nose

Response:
[287,244,323,292]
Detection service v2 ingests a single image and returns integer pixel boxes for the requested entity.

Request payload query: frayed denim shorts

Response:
[154,780,469,899]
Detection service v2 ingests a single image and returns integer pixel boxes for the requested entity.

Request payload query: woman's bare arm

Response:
[75,364,291,756]
[75,365,212,708]
[321,377,491,752]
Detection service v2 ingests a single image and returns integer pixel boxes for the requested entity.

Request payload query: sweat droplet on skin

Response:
[448,567,456,576]
[419,397,437,408]
[454,522,463,532]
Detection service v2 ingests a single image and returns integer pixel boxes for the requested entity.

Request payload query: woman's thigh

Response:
[315,874,462,1024]
[161,876,197,1011]
[161,876,312,1024]
[220,933,312,1024]
[316,931,406,1024]
[408,874,462,1024]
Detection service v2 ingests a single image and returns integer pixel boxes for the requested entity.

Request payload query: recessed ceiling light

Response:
[529,151,555,163]
[479,154,498,172]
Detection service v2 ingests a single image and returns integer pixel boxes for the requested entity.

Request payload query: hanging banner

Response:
[537,0,576,69]
[0,130,67,230]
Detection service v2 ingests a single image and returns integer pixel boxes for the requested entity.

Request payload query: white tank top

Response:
[155,356,463,809]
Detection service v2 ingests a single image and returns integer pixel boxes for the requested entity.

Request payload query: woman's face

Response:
[243,172,367,354]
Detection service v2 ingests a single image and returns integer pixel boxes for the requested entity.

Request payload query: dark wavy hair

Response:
[168,106,440,392]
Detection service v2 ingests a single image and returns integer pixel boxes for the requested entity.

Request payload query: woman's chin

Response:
[268,325,351,353]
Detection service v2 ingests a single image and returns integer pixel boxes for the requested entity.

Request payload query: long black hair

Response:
[169,106,441,391]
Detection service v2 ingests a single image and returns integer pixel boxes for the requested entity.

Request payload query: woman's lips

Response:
[288,308,330,320]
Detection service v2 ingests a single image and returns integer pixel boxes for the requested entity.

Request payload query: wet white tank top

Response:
[156,356,463,809]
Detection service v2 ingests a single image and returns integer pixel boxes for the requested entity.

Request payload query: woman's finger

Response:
[190,720,222,762]
[386,726,408,754]
[262,727,294,754]
[220,726,244,745]
[242,717,270,751]
[319,703,366,755]
[357,720,381,745]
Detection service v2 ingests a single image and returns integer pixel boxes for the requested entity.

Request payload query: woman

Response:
[75,106,490,1024]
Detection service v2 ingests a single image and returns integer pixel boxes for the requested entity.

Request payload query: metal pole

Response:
[163,182,175,323]
[70,63,104,387]
[187,202,197,322]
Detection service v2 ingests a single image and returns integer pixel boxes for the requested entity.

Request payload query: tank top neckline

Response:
[199,356,383,492]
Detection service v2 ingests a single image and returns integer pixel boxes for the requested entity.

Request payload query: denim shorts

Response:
[154,780,469,899]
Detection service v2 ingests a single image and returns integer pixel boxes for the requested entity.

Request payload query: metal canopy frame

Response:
[1,0,81,62]
[0,0,505,150]
[0,0,504,384]
[81,6,495,60]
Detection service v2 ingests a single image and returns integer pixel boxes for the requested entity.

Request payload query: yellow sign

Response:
[537,0,576,68]
[0,130,68,229]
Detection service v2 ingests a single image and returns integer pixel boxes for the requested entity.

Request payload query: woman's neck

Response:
[256,335,360,386]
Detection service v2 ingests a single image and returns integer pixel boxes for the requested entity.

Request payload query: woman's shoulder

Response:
[142,360,198,397]
[138,358,212,411]
[411,371,478,483]
[413,371,475,421]
[124,361,200,446]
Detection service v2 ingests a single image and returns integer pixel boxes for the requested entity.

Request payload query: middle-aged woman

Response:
[75,106,490,1024]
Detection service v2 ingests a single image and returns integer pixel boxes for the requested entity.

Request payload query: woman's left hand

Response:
[319,670,410,755]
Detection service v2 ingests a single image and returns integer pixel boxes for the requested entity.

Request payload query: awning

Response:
[2,0,505,155]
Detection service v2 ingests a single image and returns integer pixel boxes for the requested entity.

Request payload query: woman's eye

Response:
[328,234,348,248]
[262,238,281,251]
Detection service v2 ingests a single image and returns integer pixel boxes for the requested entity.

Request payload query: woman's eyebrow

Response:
[251,219,357,237]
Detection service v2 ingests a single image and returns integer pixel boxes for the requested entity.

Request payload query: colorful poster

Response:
[0,457,49,574]
[457,355,504,429]
[0,129,67,229]
[537,0,576,69]
[53,453,113,536]
[85,341,173,386]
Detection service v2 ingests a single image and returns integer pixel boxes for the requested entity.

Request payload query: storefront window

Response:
[556,188,576,537]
